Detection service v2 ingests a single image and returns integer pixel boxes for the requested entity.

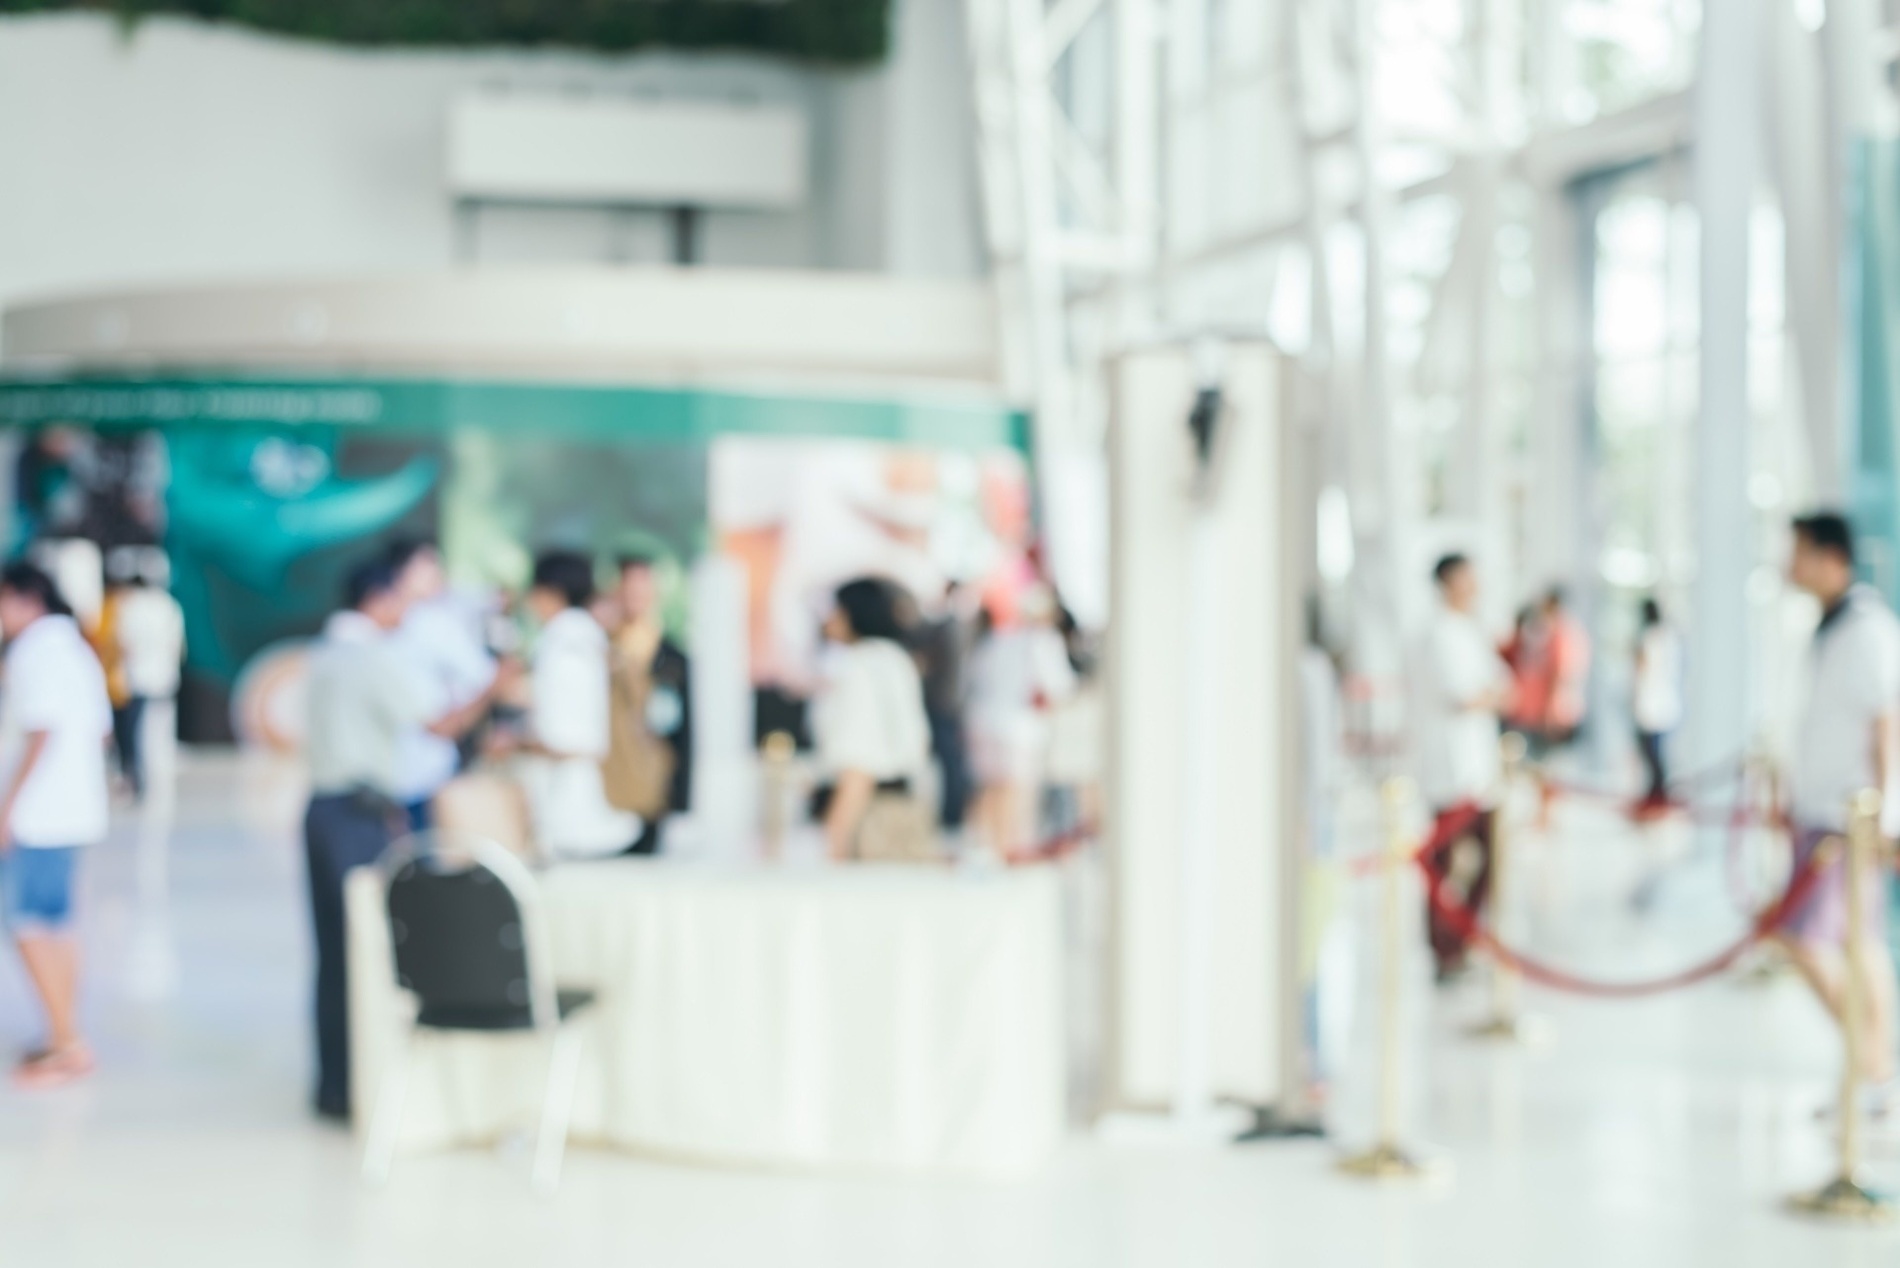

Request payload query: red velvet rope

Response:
[1347,803,1486,878]
[1535,752,1751,814]
[1414,830,1824,998]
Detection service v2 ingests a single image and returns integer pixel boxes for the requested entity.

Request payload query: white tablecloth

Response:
[346,859,1065,1176]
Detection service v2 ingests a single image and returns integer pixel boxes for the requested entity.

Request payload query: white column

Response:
[1688,0,1763,771]
[689,553,757,859]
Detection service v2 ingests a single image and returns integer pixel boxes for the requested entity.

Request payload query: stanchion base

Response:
[1738,957,1794,989]
[1337,1143,1450,1182]
[1465,1013,1552,1046]
[1788,1177,1897,1223]
[1235,1105,1326,1143]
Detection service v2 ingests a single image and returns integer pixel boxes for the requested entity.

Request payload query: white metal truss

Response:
[965,0,1900,637]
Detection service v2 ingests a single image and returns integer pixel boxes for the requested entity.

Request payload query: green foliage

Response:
[0,0,890,64]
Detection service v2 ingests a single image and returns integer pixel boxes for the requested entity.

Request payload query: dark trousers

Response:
[1424,806,1494,974]
[112,696,147,798]
[624,817,663,856]
[1637,730,1668,803]
[927,710,971,830]
[304,793,398,1116]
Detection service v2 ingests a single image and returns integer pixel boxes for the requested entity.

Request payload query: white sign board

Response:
[447,95,808,209]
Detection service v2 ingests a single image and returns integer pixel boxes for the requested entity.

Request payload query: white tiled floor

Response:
[1,753,1897,1266]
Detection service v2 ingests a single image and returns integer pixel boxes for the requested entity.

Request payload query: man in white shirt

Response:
[0,561,112,1088]
[1780,512,1900,1095]
[1413,553,1513,980]
[512,551,644,860]
[385,539,498,830]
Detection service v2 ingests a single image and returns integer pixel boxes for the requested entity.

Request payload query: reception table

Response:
[345,858,1066,1177]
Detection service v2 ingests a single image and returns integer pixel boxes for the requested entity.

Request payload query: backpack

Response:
[600,646,676,819]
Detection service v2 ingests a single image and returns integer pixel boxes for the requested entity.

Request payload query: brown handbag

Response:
[853,789,940,863]
[600,649,676,819]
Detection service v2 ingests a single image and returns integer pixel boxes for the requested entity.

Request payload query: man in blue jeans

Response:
[302,559,503,1121]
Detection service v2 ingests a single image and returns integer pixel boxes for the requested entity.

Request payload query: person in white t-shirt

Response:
[0,561,112,1088]
[111,564,185,803]
[1631,597,1683,811]
[1779,513,1900,1096]
[1411,553,1513,980]
[513,552,643,860]
[385,539,498,830]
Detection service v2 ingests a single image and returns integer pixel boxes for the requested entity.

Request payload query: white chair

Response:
[362,833,593,1192]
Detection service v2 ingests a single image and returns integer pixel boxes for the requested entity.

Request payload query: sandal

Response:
[12,1044,95,1089]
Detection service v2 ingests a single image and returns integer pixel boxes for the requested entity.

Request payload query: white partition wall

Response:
[1108,343,1287,1111]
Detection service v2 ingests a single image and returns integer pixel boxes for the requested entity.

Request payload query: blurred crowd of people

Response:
[1410,512,1900,1103]
[810,574,1098,866]
[1411,552,1690,981]
[297,540,1100,1118]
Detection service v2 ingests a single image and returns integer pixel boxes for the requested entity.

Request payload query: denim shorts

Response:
[1783,826,1887,949]
[3,846,81,935]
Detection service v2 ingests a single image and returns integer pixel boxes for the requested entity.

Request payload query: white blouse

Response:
[813,639,930,784]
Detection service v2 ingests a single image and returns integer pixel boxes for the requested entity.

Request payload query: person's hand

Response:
[482,728,523,762]
[490,657,529,706]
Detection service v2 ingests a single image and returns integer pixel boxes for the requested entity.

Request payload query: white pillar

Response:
[1688,0,1763,771]
[689,553,756,859]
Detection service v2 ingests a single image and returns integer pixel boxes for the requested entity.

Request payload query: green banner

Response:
[0,374,1030,453]
[0,1,888,64]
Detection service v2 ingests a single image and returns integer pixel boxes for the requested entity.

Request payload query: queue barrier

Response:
[1340,758,1895,1223]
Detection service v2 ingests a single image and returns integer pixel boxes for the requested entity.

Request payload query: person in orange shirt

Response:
[1528,586,1591,828]
[1539,586,1591,743]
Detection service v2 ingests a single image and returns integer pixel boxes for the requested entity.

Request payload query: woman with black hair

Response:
[515,551,643,859]
[812,578,933,861]
[1632,596,1682,811]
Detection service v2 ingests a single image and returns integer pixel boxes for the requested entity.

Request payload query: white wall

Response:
[0,6,985,341]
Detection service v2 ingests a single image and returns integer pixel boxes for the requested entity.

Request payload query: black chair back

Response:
[386,852,540,1031]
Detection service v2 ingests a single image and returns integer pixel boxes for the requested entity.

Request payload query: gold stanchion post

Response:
[1339,777,1448,1181]
[761,730,797,860]
[1789,789,1895,1222]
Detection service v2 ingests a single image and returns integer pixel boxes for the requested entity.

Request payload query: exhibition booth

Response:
[0,268,1302,1176]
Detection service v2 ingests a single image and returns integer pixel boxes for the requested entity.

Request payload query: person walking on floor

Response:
[111,561,185,804]
[1778,512,1900,1108]
[0,562,112,1088]
[1412,553,1513,982]
[303,559,502,1121]
[1631,597,1682,815]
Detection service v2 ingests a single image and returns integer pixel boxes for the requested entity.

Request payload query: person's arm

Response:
[427,689,497,741]
[0,731,50,852]
[1875,707,1898,806]
[425,657,518,740]
[1871,624,1900,833]
[824,769,876,861]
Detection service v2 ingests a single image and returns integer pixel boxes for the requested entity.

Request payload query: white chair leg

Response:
[532,1024,585,1194]
[362,1026,414,1186]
